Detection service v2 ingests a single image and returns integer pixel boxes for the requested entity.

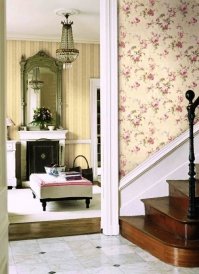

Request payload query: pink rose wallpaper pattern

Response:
[119,0,199,177]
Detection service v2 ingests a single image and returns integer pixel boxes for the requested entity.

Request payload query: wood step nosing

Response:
[142,197,199,223]
[120,218,199,267]
[120,217,199,250]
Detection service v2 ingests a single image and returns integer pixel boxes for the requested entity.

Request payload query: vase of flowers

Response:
[30,107,53,129]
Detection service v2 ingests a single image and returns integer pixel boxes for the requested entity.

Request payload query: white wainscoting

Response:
[119,123,199,216]
[65,139,91,144]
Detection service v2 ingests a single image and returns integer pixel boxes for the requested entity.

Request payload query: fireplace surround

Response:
[26,140,59,179]
[19,130,68,184]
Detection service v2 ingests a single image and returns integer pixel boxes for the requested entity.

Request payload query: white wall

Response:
[0,0,9,273]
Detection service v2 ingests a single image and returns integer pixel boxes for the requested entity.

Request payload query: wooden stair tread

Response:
[142,196,199,223]
[167,179,199,196]
[120,216,199,249]
[120,169,199,266]
[120,215,199,267]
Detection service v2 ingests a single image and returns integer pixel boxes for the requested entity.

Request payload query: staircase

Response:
[120,179,199,267]
[120,90,199,267]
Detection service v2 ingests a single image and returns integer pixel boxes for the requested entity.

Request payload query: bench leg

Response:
[41,200,47,211]
[85,198,90,208]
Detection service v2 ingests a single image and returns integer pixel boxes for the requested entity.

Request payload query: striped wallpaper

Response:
[6,40,100,168]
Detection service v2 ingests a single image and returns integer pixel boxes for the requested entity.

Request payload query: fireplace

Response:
[18,129,68,184]
[26,140,59,179]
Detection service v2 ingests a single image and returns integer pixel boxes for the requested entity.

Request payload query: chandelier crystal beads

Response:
[56,13,79,69]
[29,67,44,90]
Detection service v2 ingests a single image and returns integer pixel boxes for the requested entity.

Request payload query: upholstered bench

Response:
[29,173,93,211]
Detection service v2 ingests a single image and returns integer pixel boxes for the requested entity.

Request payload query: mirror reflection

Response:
[27,67,57,125]
[20,50,63,129]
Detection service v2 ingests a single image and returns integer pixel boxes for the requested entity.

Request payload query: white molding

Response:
[100,0,119,235]
[6,141,17,187]
[119,123,199,191]
[119,123,199,216]
[0,0,8,272]
[90,78,100,180]
[65,139,91,144]
[18,130,68,141]
[6,35,100,44]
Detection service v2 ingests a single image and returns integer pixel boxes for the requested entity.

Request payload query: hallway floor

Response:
[9,233,199,274]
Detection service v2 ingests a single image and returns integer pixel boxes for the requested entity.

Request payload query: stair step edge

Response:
[167,179,199,197]
[120,216,199,249]
[141,197,199,223]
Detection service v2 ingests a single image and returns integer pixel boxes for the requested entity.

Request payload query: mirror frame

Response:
[20,50,63,128]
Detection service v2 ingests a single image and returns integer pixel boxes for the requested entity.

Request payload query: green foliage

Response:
[30,107,53,128]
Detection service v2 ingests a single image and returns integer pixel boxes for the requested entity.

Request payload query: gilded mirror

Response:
[20,50,63,129]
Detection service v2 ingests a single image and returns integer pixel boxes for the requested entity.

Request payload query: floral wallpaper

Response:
[119,0,199,177]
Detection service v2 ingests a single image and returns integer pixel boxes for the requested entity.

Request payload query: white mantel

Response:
[19,129,68,141]
[19,129,68,182]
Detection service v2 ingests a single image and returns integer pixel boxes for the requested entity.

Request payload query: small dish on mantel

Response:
[48,125,55,131]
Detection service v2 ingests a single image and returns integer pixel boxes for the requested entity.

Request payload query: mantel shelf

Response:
[18,130,68,141]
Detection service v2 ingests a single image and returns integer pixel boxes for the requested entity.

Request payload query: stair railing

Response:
[186,90,199,219]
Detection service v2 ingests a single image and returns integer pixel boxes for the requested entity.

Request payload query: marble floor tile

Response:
[14,262,51,274]
[77,253,113,268]
[8,265,18,274]
[86,265,124,274]
[9,233,199,274]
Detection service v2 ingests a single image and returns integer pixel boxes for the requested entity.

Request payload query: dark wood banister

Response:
[186,90,199,219]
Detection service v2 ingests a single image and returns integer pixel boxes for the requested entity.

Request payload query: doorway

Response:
[7,0,119,238]
[90,78,101,181]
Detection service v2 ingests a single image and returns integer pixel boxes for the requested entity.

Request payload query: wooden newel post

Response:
[186,90,198,219]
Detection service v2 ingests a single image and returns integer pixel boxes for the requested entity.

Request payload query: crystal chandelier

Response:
[29,67,44,90]
[56,13,79,69]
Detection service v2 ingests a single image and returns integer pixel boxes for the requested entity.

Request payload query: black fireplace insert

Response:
[26,140,59,179]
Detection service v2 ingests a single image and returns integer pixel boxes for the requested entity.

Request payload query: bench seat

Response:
[29,173,93,211]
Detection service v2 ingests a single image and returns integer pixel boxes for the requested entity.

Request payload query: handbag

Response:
[69,155,93,183]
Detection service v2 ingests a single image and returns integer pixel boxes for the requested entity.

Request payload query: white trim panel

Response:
[120,123,199,216]
[65,139,91,144]
[6,35,100,44]
[120,123,199,190]
[100,0,119,235]
[0,0,8,272]
[90,78,100,180]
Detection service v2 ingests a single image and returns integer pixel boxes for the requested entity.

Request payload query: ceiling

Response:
[6,0,100,43]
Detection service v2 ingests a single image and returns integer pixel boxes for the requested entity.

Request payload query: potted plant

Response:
[30,107,53,129]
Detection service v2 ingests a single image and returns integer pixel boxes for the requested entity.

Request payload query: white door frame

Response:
[3,0,119,241]
[0,1,119,269]
[100,0,119,235]
[0,0,9,272]
[90,78,100,180]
